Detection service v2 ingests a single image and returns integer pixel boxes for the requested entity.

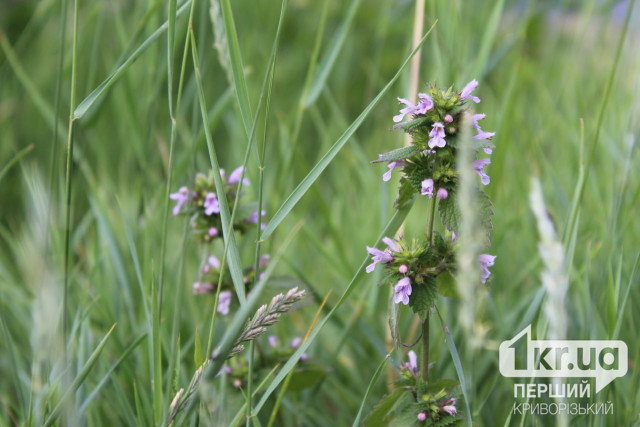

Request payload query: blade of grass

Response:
[218,0,257,162]
[435,307,472,426]
[42,323,117,427]
[78,333,147,413]
[352,351,393,427]
[73,0,192,120]
[260,21,436,241]
[303,0,363,108]
[0,144,34,183]
[62,0,80,358]
[190,28,247,304]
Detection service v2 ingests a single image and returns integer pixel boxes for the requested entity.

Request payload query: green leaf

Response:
[364,388,408,427]
[409,277,437,321]
[395,177,417,210]
[389,402,420,427]
[438,195,461,233]
[372,145,421,163]
[436,271,459,299]
[261,23,436,240]
[287,365,329,392]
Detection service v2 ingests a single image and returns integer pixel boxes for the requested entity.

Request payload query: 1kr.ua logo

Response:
[499,325,628,393]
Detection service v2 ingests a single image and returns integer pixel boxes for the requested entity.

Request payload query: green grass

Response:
[1,0,639,425]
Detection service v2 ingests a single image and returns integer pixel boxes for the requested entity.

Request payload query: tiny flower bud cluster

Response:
[169,166,267,243]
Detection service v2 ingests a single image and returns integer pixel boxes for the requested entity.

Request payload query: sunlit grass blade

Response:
[352,351,392,427]
[261,21,436,241]
[42,323,117,427]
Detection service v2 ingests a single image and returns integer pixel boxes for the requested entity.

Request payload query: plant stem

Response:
[421,314,430,381]
[421,195,437,381]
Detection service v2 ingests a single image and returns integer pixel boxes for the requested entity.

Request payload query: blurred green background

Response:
[0,0,638,425]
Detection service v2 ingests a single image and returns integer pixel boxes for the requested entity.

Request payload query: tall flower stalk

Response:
[365,80,496,425]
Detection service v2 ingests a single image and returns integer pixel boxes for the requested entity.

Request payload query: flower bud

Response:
[437,188,448,199]
[399,264,408,274]
[444,114,453,123]
[209,227,218,236]
[417,411,427,421]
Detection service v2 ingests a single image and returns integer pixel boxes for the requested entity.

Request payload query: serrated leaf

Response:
[395,177,417,210]
[409,277,437,321]
[438,195,461,233]
[364,388,409,427]
[389,402,421,427]
[436,271,459,299]
[372,145,421,163]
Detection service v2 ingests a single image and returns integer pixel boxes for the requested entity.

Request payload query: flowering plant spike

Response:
[365,80,497,426]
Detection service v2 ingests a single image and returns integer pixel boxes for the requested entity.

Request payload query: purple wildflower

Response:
[217,290,232,315]
[228,166,250,186]
[393,93,434,122]
[268,336,277,347]
[472,159,491,186]
[394,277,412,305]
[248,210,267,230]
[365,237,399,273]
[440,398,457,416]
[460,79,480,103]
[451,231,456,243]
[383,160,406,182]
[402,350,418,377]
[421,178,434,198]
[445,114,453,123]
[169,186,189,215]
[417,412,427,422]
[479,254,496,284]
[204,193,220,215]
[428,122,446,149]
[437,188,448,199]
[259,254,270,268]
[215,365,232,378]
[399,264,408,274]
[208,255,220,269]
[208,227,218,237]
